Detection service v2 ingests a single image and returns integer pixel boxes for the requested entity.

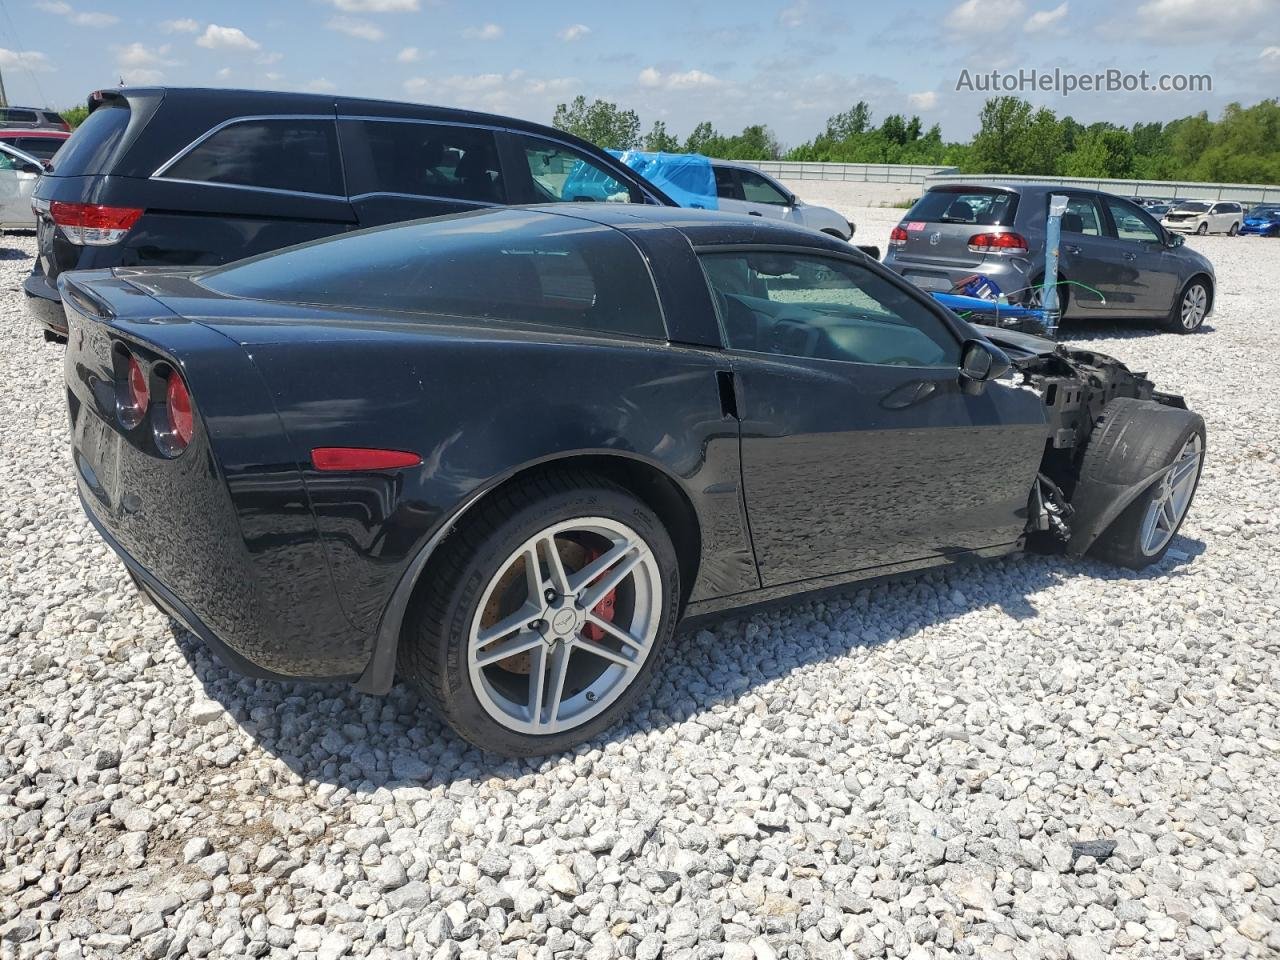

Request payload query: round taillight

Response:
[156,370,194,457]
[117,353,149,429]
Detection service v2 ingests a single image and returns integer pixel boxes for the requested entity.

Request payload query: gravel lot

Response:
[2,224,1278,960]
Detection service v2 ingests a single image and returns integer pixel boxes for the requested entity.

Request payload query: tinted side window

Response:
[0,109,37,124]
[713,166,743,200]
[516,136,639,203]
[199,209,665,339]
[42,112,65,125]
[1105,198,1161,243]
[349,120,504,203]
[1062,196,1104,236]
[702,251,959,367]
[738,170,789,205]
[163,119,343,196]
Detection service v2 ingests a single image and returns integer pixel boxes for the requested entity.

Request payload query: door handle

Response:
[1122,252,1137,261]
[747,211,763,217]
[1064,244,1081,255]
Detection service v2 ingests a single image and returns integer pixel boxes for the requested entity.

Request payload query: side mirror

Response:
[1167,232,1184,248]
[959,339,1012,390]
[19,162,42,176]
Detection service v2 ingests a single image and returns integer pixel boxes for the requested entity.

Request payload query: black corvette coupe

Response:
[61,206,1206,756]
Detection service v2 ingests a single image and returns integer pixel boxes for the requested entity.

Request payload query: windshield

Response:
[1248,205,1280,216]
[1173,202,1210,213]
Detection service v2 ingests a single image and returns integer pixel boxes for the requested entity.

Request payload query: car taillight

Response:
[967,232,1029,255]
[889,226,909,247]
[155,370,194,457]
[48,201,143,246]
[117,353,149,429]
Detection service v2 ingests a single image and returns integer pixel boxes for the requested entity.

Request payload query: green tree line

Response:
[552,94,1280,185]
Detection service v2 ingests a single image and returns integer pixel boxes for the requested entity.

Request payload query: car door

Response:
[700,248,1047,586]
[338,118,506,227]
[1207,203,1228,232]
[1101,196,1181,314]
[1055,193,1120,314]
[735,168,795,224]
[0,147,29,224]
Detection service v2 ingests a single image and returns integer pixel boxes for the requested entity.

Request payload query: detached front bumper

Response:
[1161,221,1201,233]
[24,267,66,335]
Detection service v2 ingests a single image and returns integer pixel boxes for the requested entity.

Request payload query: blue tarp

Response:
[607,150,719,210]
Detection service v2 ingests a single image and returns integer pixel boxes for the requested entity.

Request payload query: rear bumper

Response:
[883,254,1034,299]
[24,269,66,335]
[81,493,299,682]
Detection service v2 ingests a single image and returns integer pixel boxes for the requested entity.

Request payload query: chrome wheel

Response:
[1139,434,1202,555]
[467,517,662,735]
[1180,283,1208,330]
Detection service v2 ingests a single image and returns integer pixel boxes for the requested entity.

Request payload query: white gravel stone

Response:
[1,226,1278,959]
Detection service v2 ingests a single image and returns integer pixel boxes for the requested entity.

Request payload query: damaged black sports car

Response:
[61,205,1205,755]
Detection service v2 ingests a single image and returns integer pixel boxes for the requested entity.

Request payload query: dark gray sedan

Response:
[884,183,1217,333]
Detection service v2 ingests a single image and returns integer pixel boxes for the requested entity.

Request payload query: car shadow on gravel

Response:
[170,532,1206,789]
[0,246,32,261]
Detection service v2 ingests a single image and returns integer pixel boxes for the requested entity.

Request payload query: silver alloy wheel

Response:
[1139,434,1203,555]
[1181,284,1208,330]
[467,517,662,735]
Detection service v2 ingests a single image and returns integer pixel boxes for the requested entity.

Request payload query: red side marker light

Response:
[311,448,422,472]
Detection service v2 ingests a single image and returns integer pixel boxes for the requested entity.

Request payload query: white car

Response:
[1161,200,1244,236]
[710,160,855,241]
[0,140,43,231]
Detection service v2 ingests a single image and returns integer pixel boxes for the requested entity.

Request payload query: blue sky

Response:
[1,0,1277,145]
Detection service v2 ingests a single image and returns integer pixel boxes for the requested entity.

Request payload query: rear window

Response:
[13,137,62,160]
[0,109,37,125]
[162,119,343,196]
[46,103,130,176]
[906,188,1019,226]
[41,111,65,125]
[198,209,666,339]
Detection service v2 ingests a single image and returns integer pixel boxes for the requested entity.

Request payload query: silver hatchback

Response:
[883,183,1218,333]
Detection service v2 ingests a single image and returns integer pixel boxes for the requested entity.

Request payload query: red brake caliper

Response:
[580,546,617,641]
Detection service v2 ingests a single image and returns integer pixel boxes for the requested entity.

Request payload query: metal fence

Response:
[734,161,957,184]
[727,159,1280,203]
[923,172,1280,204]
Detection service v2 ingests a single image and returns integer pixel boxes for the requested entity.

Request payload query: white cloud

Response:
[557,23,591,41]
[123,68,164,84]
[462,23,503,40]
[306,78,338,93]
[1262,46,1280,70]
[326,16,385,41]
[0,48,52,71]
[265,72,284,82]
[908,90,939,110]
[329,0,419,10]
[779,0,809,28]
[397,46,420,62]
[403,70,573,112]
[35,1,117,27]
[1025,1,1068,32]
[197,25,262,52]
[116,42,174,69]
[161,18,199,33]
[946,0,1025,34]
[639,67,721,90]
[1131,0,1272,40]
[258,51,284,65]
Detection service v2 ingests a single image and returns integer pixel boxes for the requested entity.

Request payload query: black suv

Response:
[26,87,673,339]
